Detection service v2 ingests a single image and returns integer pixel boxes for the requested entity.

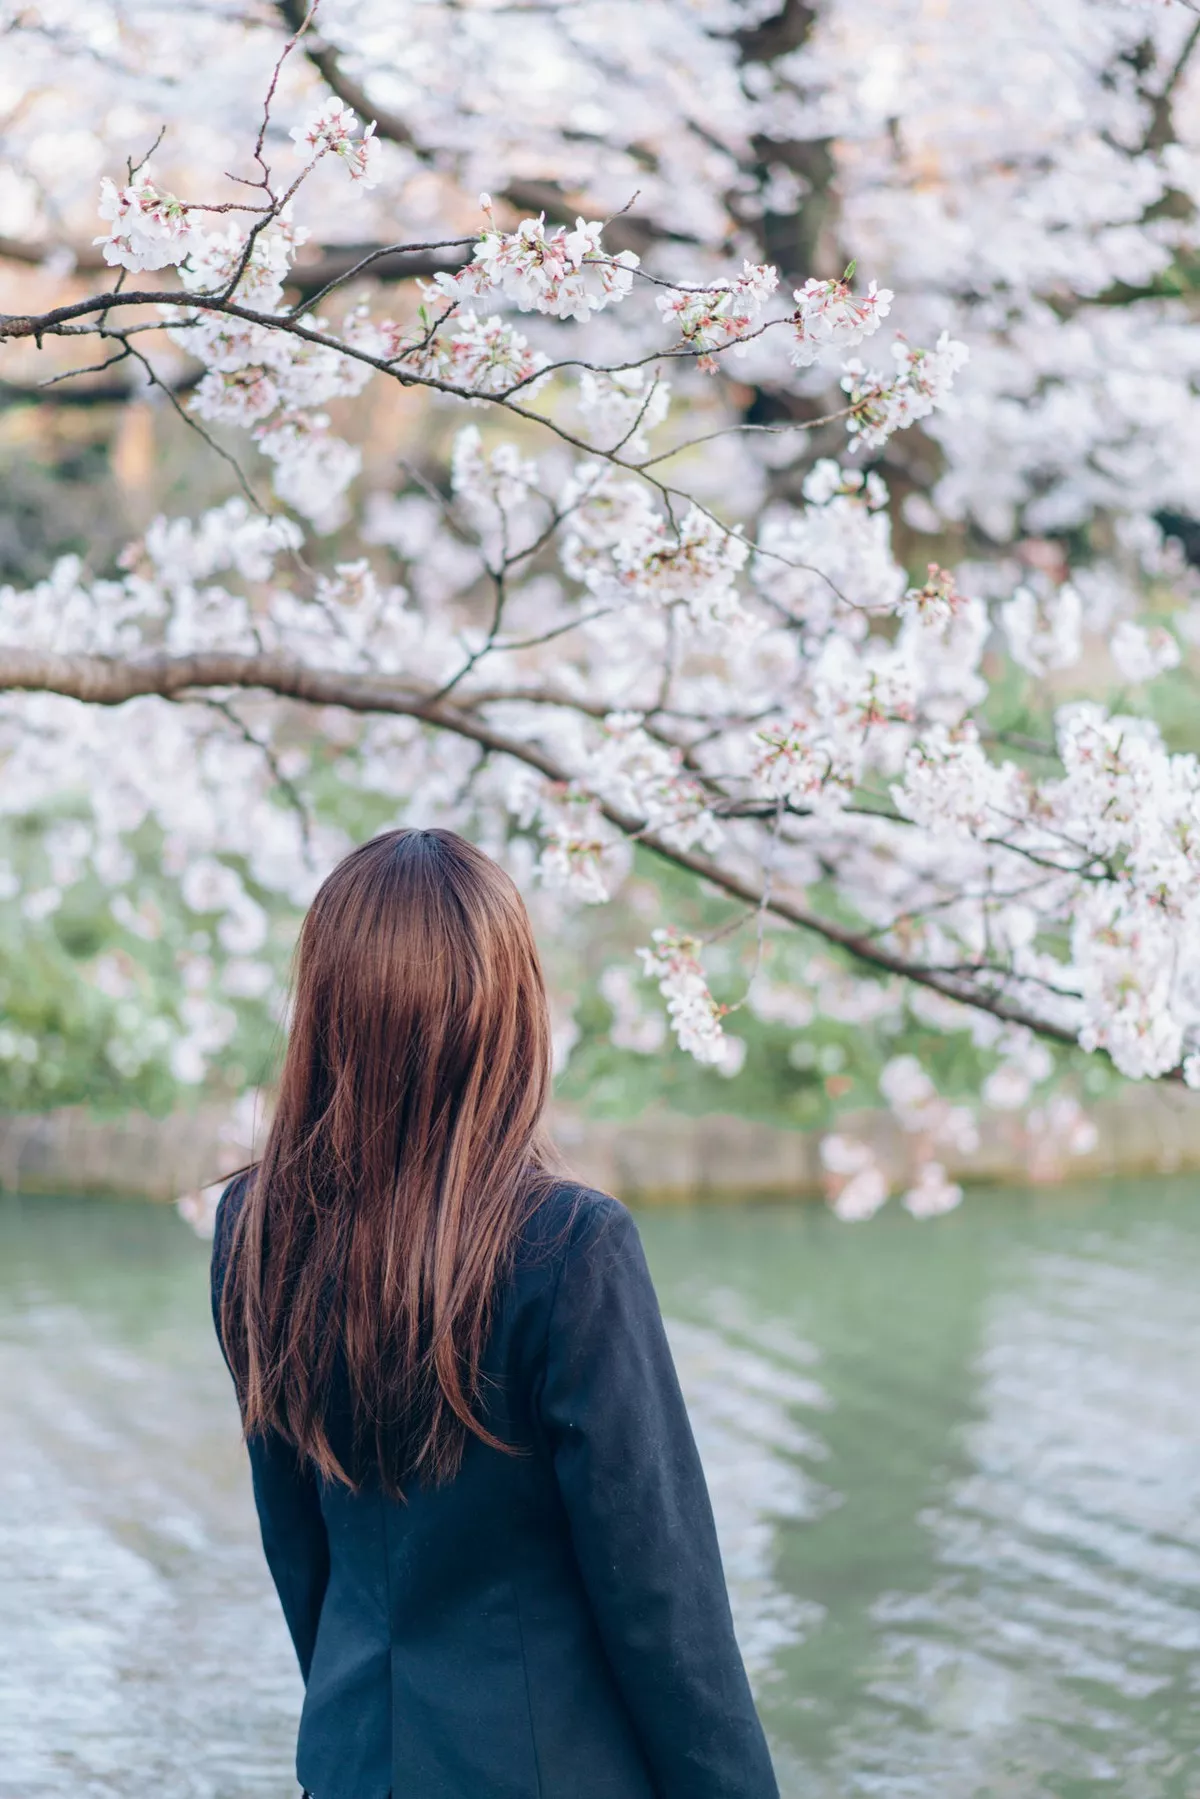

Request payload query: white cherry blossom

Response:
[95,173,199,272]
[290,98,381,186]
[820,1135,890,1221]
[1110,620,1182,684]
[1002,583,1084,677]
[437,211,638,322]
[638,929,728,1064]
[790,274,892,368]
[901,1163,963,1219]
[6,0,1200,1204]
[842,332,970,451]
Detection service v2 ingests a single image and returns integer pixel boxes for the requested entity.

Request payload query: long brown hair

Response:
[220,827,560,1493]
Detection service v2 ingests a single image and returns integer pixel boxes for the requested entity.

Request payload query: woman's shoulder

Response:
[210,1166,256,1284]
[516,1178,636,1273]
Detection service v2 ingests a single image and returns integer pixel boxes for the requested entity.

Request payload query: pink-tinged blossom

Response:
[559,464,661,584]
[891,722,1025,838]
[191,364,280,426]
[1071,888,1184,1080]
[289,98,381,186]
[589,713,721,853]
[180,217,308,306]
[167,250,371,524]
[655,261,779,365]
[538,823,613,903]
[1109,619,1181,684]
[1051,705,1188,878]
[879,1056,978,1156]
[395,312,548,399]
[577,369,670,456]
[753,715,851,809]
[638,928,727,1063]
[842,331,969,451]
[897,592,991,724]
[94,173,197,272]
[512,776,629,904]
[437,212,638,322]
[615,506,752,631]
[451,426,539,517]
[802,460,889,510]
[754,464,901,641]
[1001,582,1083,676]
[820,1135,889,1221]
[599,964,668,1054]
[255,415,362,533]
[790,275,892,368]
[901,1162,963,1219]
[901,562,968,628]
[812,634,918,755]
[879,1053,940,1129]
[143,499,301,585]
[560,470,749,631]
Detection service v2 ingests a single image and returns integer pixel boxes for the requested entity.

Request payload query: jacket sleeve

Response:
[210,1180,330,1682]
[243,1426,330,1682]
[539,1195,779,1799]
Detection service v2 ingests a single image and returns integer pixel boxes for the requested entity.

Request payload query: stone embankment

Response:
[2,1084,1200,1206]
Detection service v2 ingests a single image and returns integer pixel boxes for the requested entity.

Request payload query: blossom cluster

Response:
[561,471,751,632]
[435,204,639,322]
[790,274,893,369]
[901,563,968,628]
[637,929,728,1064]
[842,332,970,451]
[588,713,721,853]
[396,311,547,398]
[288,98,381,187]
[95,172,198,272]
[655,262,779,370]
[577,369,671,456]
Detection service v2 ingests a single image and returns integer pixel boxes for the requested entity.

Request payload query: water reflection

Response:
[666,1312,832,1677]
[643,1191,1200,1798]
[0,1201,299,1798]
[2,1183,1199,1797]
[875,1237,1200,1796]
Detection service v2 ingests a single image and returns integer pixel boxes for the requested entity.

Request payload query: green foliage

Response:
[0,809,292,1115]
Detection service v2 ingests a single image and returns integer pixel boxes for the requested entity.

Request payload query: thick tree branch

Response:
[0,642,1095,1052]
[0,233,465,307]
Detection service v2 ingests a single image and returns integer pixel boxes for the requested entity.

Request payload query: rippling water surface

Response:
[2,1181,1199,1798]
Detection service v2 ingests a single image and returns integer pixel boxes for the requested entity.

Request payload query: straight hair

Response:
[220,828,560,1494]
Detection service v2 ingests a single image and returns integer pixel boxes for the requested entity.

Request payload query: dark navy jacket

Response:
[211,1176,779,1799]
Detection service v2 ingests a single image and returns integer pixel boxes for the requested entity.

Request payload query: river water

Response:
[1,1181,1198,1798]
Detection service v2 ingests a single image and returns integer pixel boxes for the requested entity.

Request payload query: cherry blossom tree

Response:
[3,0,1200,1217]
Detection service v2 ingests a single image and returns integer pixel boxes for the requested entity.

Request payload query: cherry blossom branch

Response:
[0,642,1116,1054]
